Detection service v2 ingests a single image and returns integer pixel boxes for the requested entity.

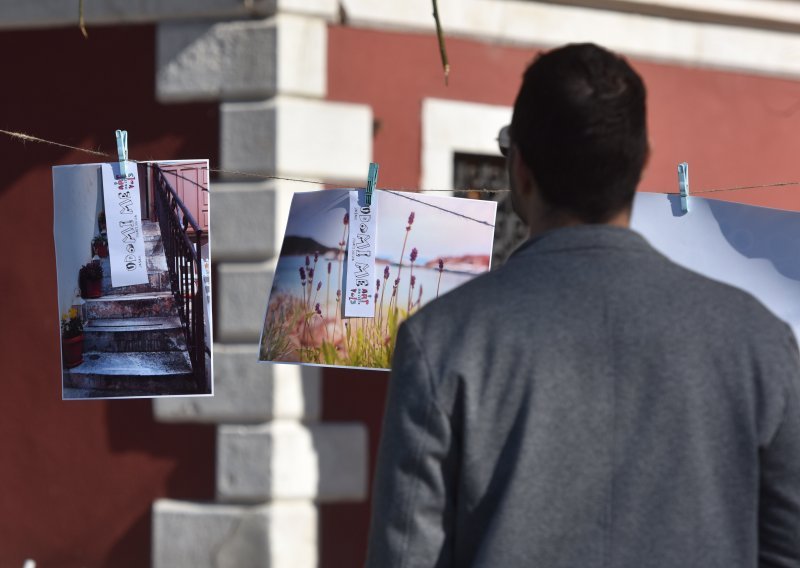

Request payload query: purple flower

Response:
[374,292,379,303]
[408,212,415,226]
[336,289,341,300]
[410,275,416,288]
[308,267,315,280]
[314,251,319,262]
[343,213,349,226]
[315,303,322,316]
[438,258,444,272]
[383,265,390,280]
[317,281,322,291]
[376,279,381,292]
[305,255,310,267]
[410,248,418,263]
[394,277,400,287]
[327,261,332,274]
[299,267,306,283]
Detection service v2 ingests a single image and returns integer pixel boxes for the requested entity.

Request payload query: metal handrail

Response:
[152,164,209,392]
[158,168,203,234]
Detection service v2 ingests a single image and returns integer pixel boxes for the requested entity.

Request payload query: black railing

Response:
[153,165,209,392]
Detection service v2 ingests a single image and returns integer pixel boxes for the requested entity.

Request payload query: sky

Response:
[284,189,497,263]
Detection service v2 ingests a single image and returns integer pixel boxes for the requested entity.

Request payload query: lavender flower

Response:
[299,267,306,283]
[383,265,390,280]
[376,279,381,292]
[336,289,341,300]
[343,213,349,225]
[410,248,418,263]
[410,275,416,288]
[315,303,322,316]
[305,255,310,267]
[394,277,400,288]
[327,261,332,274]
[438,258,444,272]
[308,267,315,280]
[314,251,319,262]
[408,212,415,226]
[317,281,322,291]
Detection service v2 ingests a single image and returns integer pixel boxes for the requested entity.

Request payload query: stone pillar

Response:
[152,6,372,566]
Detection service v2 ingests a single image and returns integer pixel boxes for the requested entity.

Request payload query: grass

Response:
[261,208,446,368]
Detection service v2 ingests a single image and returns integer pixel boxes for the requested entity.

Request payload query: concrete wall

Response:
[52,164,103,316]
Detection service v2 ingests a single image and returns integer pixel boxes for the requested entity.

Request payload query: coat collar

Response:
[509,225,653,259]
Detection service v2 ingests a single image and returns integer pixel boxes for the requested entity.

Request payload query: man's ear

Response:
[511,144,534,195]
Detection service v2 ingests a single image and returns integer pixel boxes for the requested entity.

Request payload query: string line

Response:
[383,190,496,228]
[3,128,800,197]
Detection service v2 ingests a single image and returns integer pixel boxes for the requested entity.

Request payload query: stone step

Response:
[143,221,162,238]
[101,271,171,295]
[84,316,186,353]
[63,351,197,395]
[84,292,176,319]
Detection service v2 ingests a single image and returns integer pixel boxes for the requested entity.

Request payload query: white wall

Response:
[53,164,103,317]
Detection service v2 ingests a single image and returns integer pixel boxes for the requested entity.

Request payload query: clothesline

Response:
[2,127,799,197]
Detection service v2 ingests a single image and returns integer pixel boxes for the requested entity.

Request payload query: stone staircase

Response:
[63,221,198,398]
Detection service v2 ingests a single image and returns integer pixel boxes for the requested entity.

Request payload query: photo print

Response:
[632,192,800,339]
[53,160,213,399]
[259,189,497,370]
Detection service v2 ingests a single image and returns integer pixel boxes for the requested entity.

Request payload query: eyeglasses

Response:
[497,125,510,157]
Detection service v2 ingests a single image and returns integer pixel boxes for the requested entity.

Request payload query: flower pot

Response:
[62,334,84,368]
[81,279,102,299]
[94,243,109,258]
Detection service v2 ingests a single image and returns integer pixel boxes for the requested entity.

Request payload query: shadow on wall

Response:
[707,198,800,281]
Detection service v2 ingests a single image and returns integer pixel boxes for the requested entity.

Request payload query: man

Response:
[365,44,800,567]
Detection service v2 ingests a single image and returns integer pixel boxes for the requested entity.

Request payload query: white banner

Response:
[101,162,149,287]
[345,189,378,317]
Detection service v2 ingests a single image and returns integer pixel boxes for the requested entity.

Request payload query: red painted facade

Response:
[322,24,800,567]
[0,25,218,567]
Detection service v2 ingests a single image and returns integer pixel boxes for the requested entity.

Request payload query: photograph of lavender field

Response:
[259,189,497,370]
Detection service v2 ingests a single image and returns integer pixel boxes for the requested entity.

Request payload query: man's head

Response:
[509,43,648,228]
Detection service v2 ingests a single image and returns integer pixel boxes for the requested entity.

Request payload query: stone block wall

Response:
[151,4,372,566]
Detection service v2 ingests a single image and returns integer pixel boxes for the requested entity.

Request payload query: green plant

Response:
[79,261,103,282]
[61,308,84,339]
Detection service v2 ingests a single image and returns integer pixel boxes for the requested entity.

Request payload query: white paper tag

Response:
[101,162,149,288]
[344,189,378,318]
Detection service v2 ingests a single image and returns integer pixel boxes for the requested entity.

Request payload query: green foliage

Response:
[61,308,83,339]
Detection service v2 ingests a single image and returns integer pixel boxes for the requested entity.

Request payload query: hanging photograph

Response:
[53,160,213,399]
[632,192,800,339]
[259,189,497,370]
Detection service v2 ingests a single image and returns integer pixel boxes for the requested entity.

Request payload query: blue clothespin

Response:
[678,162,690,213]
[365,162,379,206]
[116,129,129,178]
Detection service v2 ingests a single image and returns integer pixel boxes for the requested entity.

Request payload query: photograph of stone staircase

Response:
[63,221,201,398]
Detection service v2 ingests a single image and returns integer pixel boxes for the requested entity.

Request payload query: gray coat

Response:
[365,225,800,568]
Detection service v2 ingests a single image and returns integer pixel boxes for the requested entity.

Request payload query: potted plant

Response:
[79,261,103,299]
[92,234,108,258]
[61,308,84,368]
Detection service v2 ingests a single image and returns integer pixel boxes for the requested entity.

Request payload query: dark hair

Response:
[511,43,648,223]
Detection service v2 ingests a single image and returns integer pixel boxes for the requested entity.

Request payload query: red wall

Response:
[322,24,800,567]
[0,25,218,567]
